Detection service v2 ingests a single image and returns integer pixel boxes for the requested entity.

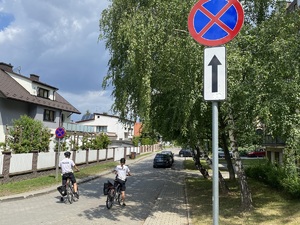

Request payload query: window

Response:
[44,109,55,122]
[96,126,107,132]
[38,88,49,98]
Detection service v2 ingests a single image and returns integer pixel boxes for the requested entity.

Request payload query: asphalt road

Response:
[0,148,190,225]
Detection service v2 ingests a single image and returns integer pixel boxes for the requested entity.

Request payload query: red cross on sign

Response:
[55,127,66,139]
[188,0,244,46]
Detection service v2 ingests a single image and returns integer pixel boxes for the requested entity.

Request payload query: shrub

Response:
[245,162,300,198]
[7,115,51,153]
[281,177,300,198]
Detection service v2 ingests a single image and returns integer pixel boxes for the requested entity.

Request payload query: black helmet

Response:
[120,158,126,164]
[64,151,71,157]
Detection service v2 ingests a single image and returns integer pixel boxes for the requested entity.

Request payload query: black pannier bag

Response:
[57,185,66,196]
[103,180,113,195]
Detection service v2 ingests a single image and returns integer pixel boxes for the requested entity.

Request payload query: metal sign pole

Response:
[212,101,219,225]
[55,138,60,180]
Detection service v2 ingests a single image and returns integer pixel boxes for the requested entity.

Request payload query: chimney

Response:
[0,62,13,73]
[30,74,40,81]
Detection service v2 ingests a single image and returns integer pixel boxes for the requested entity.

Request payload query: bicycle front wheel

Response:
[66,185,74,204]
[106,189,114,209]
[116,187,121,205]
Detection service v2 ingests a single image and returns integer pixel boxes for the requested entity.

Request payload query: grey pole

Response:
[212,101,219,225]
[55,138,60,180]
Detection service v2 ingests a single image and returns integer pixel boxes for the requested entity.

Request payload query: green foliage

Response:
[80,133,111,150]
[245,162,300,198]
[92,133,111,149]
[80,135,90,150]
[281,177,300,198]
[0,142,5,149]
[54,140,68,152]
[100,0,208,145]
[100,0,300,177]
[132,136,140,147]
[7,115,51,153]
[140,137,153,145]
[132,135,156,146]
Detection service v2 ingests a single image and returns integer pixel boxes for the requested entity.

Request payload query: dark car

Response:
[247,149,266,157]
[161,150,174,164]
[153,153,172,168]
[218,148,233,158]
[178,149,193,157]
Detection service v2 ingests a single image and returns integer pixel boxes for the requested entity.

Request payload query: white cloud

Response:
[0,0,114,122]
[60,90,114,122]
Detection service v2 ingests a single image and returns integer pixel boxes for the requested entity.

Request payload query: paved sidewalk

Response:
[143,159,191,225]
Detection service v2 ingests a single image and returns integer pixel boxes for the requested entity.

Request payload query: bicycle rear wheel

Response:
[106,189,114,209]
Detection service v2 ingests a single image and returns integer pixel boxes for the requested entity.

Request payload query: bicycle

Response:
[106,179,122,209]
[60,175,79,204]
[66,177,79,204]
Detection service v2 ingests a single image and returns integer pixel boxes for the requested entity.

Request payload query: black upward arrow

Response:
[208,55,222,93]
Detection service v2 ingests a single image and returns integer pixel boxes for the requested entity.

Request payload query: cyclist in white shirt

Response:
[113,158,131,206]
[59,151,79,198]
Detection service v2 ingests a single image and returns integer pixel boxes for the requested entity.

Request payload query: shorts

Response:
[115,178,126,191]
[62,172,76,186]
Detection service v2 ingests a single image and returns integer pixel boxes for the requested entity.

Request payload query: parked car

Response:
[153,153,172,168]
[247,149,266,157]
[218,148,233,158]
[161,150,174,164]
[178,149,193,157]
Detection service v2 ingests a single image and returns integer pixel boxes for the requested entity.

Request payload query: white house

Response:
[0,62,81,143]
[76,113,134,142]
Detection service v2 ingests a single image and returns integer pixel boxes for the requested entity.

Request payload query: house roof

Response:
[0,63,80,114]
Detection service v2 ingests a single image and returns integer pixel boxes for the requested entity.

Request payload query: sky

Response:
[0,0,113,122]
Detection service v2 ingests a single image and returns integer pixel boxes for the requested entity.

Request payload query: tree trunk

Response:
[219,116,236,180]
[234,155,253,211]
[193,147,209,179]
[228,111,253,211]
[205,156,229,194]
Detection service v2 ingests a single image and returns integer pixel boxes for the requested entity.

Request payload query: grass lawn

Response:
[184,158,300,225]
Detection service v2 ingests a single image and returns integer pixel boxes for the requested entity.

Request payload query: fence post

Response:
[2,151,12,182]
[85,149,89,165]
[72,150,77,164]
[124,147,127,159]
[31,150,39,176]
[97,149,100,162]
[113,147,116,161]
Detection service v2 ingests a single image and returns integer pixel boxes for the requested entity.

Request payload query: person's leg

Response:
[70,173,79,198]
[73,183,78,193]
[121,181,126,206]
[121,191,126,205]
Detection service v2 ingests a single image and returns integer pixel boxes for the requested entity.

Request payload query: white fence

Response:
[0,146,141,176]
[0,154,3,175]
[10,153,33,173]
[37,152,56,170]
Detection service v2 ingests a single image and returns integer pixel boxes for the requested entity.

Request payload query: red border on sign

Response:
[55,127,66,139]
[188,0,244,46]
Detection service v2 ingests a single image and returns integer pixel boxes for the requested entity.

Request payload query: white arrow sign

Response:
[204,46,227,101]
